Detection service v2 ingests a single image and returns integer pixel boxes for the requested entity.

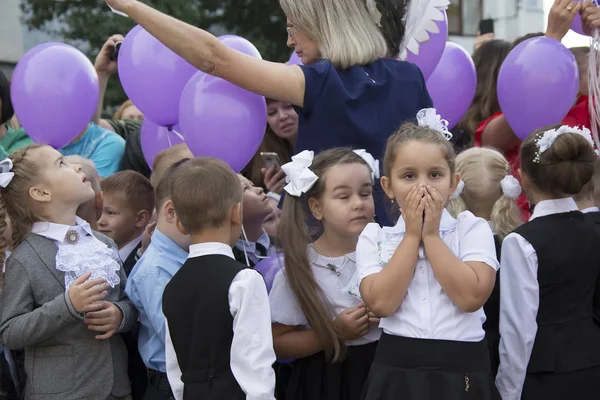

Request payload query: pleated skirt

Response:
[361,334,500,400]
[285,341,377,400]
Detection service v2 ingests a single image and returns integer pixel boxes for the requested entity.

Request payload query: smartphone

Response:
[479,19,494,35]
[109,41,123,61]
[260,152,282,169]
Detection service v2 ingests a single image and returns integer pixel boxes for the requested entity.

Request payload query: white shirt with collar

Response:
[118,235,142,262]
[165,242,276,400]
[269,246,381,346]
[496,197,579,400]
[582,206,600,214]
[31,216,121,289]
[235,229,271,266]
[357,209,498,342]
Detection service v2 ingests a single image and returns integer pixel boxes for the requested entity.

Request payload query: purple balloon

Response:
[255,253,284,293]
[405,11,448,80]
[572,0,587,36]
[426,42,476,129]
[119,25,197,126]
[218,35,262,59]
[140,119,184,169]
[288,51,303,65]
[179,72,267,172]
[10,43,99,148]
[498,37,578,140]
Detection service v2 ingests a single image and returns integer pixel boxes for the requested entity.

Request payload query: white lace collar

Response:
[32,217,121,290]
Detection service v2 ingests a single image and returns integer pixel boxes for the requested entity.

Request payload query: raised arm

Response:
[106,0,306,106]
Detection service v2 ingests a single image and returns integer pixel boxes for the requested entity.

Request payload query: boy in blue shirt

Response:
[125,158,191,399]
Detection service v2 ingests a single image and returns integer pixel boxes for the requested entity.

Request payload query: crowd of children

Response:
[0,105,598,400]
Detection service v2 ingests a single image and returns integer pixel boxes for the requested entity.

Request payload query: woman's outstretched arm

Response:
[105,0,306,106]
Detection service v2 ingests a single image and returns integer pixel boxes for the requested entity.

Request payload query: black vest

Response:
[163,255,246,400]
[483,236,502,375]
[514,211,600,373]
[584,211,600,233]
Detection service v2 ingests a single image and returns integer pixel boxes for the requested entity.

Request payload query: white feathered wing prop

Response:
[398,0,450,60]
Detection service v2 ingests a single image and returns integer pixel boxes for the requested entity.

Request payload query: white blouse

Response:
[269,247,381,346]
[357,210,498,342]
[496,197,579,400]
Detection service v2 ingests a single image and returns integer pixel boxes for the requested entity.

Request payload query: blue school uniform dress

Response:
[294,59,432,226]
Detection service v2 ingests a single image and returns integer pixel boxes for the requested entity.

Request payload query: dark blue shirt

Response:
[295,58,433,226]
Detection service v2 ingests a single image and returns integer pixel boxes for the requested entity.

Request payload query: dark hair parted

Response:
[383,122,456,177]
[520,125,597,196]
[278,148,370,362]
[170,157,242,232]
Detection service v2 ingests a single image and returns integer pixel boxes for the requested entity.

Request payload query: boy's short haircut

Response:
[155,158,191,211]
[151,144,194,187]
[66,155,101,194]
[171,157,242,232]
[101,170,155,213]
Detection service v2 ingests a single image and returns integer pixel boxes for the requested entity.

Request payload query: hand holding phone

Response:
[260,152,282,170]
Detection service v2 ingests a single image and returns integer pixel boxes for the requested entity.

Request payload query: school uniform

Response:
[233,230,271,268]
[119,236,142,277]
[0,217,137,400]
[496,198,600,399]
[269,248,381,400]
[483,223,503,377]
[125,230,189,400]
[163,242,276,400]
[357,210,500,400]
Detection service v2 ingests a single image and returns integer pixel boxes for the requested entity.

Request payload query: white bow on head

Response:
[281,150,319,197]
[417,108,453,141]
[0,158,14,188]
[353,149,380,181]
[500,175,522,200]
[534,125,595,163]
[450,179,465,200]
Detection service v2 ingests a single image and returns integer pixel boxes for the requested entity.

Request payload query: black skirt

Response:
[286,341,377,400]
[362,334,500,400]
[522,365,600,399]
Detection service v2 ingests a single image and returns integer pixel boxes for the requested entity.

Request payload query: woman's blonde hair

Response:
[447,148,522,240]
[279,0,406,68]
[113,99,134,120]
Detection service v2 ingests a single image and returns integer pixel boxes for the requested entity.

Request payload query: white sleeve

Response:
[496,233,539,400]
[356,222,385,281]
[164,317,184,400]
[456,212,499,270]
[269,269,307,326]
[229,269,276,400]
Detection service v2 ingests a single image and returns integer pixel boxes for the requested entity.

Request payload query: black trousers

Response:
[143,370,174,400]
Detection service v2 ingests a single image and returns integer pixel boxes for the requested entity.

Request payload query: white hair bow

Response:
[500,175,522,200]
[417,108,453,141]
[353,149,380,181]
[450,179,464,200]
[534,125,595,163]
[0,158,14,188]
[281,150,319,197]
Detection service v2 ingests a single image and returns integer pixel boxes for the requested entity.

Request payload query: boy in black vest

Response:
[162,157,276,400]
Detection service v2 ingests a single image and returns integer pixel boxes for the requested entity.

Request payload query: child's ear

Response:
[29,184,51,203]
[380,176,394,201]
[175,215,188,235]
[231,202,243,226]
[136,209,150,228]
[308,197,323,221]
[163,200,177,224]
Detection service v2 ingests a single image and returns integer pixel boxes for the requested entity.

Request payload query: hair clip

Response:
[450,179,465,200]
[534,125,595,163]
[281,150,319,197]
[0,158,14,188]
[500,175,521,200]
[353,149,380,181]
[416,108,453,141]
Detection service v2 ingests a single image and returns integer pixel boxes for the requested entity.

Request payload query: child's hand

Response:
[422,186,445,240]
[367,310,381,325]
[334,304,370,340]
[84,301,124,340]
[400,185,426,240]
[68,273,109,313]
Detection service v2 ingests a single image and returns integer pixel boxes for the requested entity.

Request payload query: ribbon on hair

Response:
[0,158,14,188]
[450,179,464,200]
[500,175,522,200]
[365,0,383,27]
[281,150,319,197]
[353,149,380,181]
[416,108,453,140]
[534,125,594,163]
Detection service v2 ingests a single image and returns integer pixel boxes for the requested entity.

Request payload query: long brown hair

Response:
[458,39,511,138]
[0,144,46,283]
[278,148,370,362]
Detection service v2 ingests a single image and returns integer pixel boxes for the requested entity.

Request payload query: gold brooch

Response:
[65,229,80,245]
